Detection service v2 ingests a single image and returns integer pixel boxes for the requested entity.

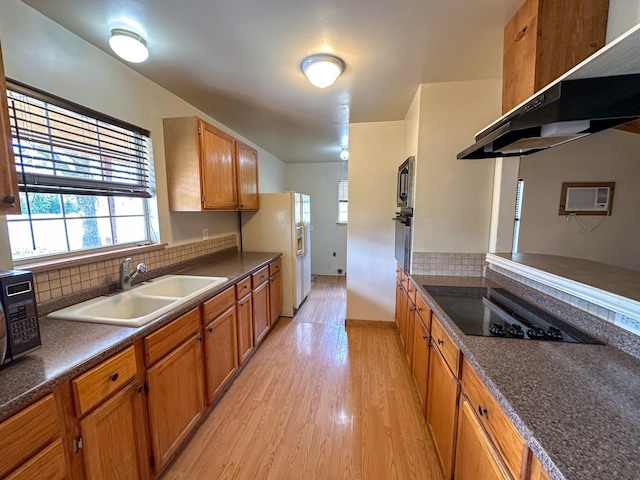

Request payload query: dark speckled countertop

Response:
[412,274,640,480]
[0,251,280,423]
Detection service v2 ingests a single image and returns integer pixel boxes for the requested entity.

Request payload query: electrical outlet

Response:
[203,228,209,240]
[614,313,640,336]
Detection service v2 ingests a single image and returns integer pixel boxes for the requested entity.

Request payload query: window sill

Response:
[14,243,168,273]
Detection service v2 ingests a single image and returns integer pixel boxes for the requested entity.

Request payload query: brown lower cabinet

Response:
[80,382,149,480]
[411,313,430,414]
[252,280,270,345]
[454,397,511,480]
[203,305,239,405]
[269,270,282,325]
[146,329,205,472]
[237,293,254,365]
[425,342,460,480]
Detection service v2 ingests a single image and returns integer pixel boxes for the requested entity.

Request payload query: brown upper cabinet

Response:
[163,116,259,211]
[502,0,609,114]
[0,41,21,215]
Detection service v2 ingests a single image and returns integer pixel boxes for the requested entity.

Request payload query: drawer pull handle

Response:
[478,405,487,416]
[437,339,444,345]
[109,373,119,382]
[423,336,428,340]
[136,384,144,394]
[207,327,213,333]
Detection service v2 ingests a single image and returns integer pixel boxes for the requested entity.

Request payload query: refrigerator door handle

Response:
[301,224,308,257]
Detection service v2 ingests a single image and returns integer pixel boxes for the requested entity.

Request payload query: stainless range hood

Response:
[458,74,640,159]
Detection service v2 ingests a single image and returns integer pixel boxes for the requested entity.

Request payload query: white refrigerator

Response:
[241,192,311,317]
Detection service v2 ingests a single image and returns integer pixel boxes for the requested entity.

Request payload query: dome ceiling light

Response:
[301,54,346,88]
[109,28,149,63]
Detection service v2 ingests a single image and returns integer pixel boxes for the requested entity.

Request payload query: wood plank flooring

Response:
[162,275,440,480]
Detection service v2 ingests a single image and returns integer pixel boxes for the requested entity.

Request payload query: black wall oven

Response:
[394,209,412,271]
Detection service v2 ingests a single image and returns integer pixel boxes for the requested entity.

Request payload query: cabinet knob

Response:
[136,384,144,394]
[423,336,428,340]
[109,373,119,382]
[197,335,203,342]
[207,326,213,333]
[478,405,487,416]
[3,195,15,205]
[437,339,444,345]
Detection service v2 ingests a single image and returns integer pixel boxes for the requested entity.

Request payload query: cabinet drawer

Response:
[5,438,66,480]
[73,346,138,416]
[145,308,201,366]
[269,257,281,277]
[252,266,269,288]
[203,286,235,322]
[415,294,431,331]
[461,359,526,480]
[235,277,251,298]
[0,394,60,478]
[431,315,460,376]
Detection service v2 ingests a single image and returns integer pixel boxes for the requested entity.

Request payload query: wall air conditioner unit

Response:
[559,182,615,215]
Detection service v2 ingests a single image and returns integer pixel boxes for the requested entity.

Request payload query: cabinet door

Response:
[236,141,259,210]
[529,455,552,480]
[0,41,20,214]
[236,294,254,365]
[203,306,238,405]
[411,315,429,414]
[404,296,415,367]
[252,281,269,345]
[80,382,149,480]
[396,285,407,348]
[199,121,237,210]
[454,398,510,480]
[269,270,282,325]
[426,344,460,480]
[146,334,205,472]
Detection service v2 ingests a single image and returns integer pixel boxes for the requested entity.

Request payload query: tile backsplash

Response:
[31,234,237,304]
[411,252,486,276]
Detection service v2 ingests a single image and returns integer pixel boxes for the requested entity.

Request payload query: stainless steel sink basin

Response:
[47,275,228,327]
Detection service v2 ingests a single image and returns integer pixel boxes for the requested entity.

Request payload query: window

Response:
[338,180,348,224]
[6,80,153,261]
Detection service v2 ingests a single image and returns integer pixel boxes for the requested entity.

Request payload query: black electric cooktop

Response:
[423,285,603,344]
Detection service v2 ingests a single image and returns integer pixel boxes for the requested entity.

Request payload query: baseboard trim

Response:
[345,319,397,329]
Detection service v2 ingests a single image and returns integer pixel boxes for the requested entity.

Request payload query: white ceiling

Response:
[21,0,522,163]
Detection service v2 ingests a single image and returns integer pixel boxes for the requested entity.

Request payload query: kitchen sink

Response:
[47,275,228,327]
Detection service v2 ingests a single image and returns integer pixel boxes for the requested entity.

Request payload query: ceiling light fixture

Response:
[301,54,345,88]
[109,28,149,63]
[340,148,349,161]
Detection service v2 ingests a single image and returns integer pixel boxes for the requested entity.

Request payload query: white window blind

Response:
[338,180,348,223]
[7,81,151,198]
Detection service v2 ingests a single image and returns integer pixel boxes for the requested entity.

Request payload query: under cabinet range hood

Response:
[458,74,640,159]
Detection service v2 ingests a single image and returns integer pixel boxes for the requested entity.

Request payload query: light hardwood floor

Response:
[162,276,440,480]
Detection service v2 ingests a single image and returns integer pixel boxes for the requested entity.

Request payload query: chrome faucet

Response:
[119,258,149,290]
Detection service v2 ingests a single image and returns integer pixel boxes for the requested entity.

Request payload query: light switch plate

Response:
[614,313,640,336]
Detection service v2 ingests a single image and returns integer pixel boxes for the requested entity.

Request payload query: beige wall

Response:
[517,129,640,270]
[413,80,502,254]
[0,0,285,268]
[347,121,404,322]
[404,88,421,159]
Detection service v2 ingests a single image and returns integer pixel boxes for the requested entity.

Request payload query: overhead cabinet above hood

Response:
[458,74,640,159]
[458,23,640,160]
